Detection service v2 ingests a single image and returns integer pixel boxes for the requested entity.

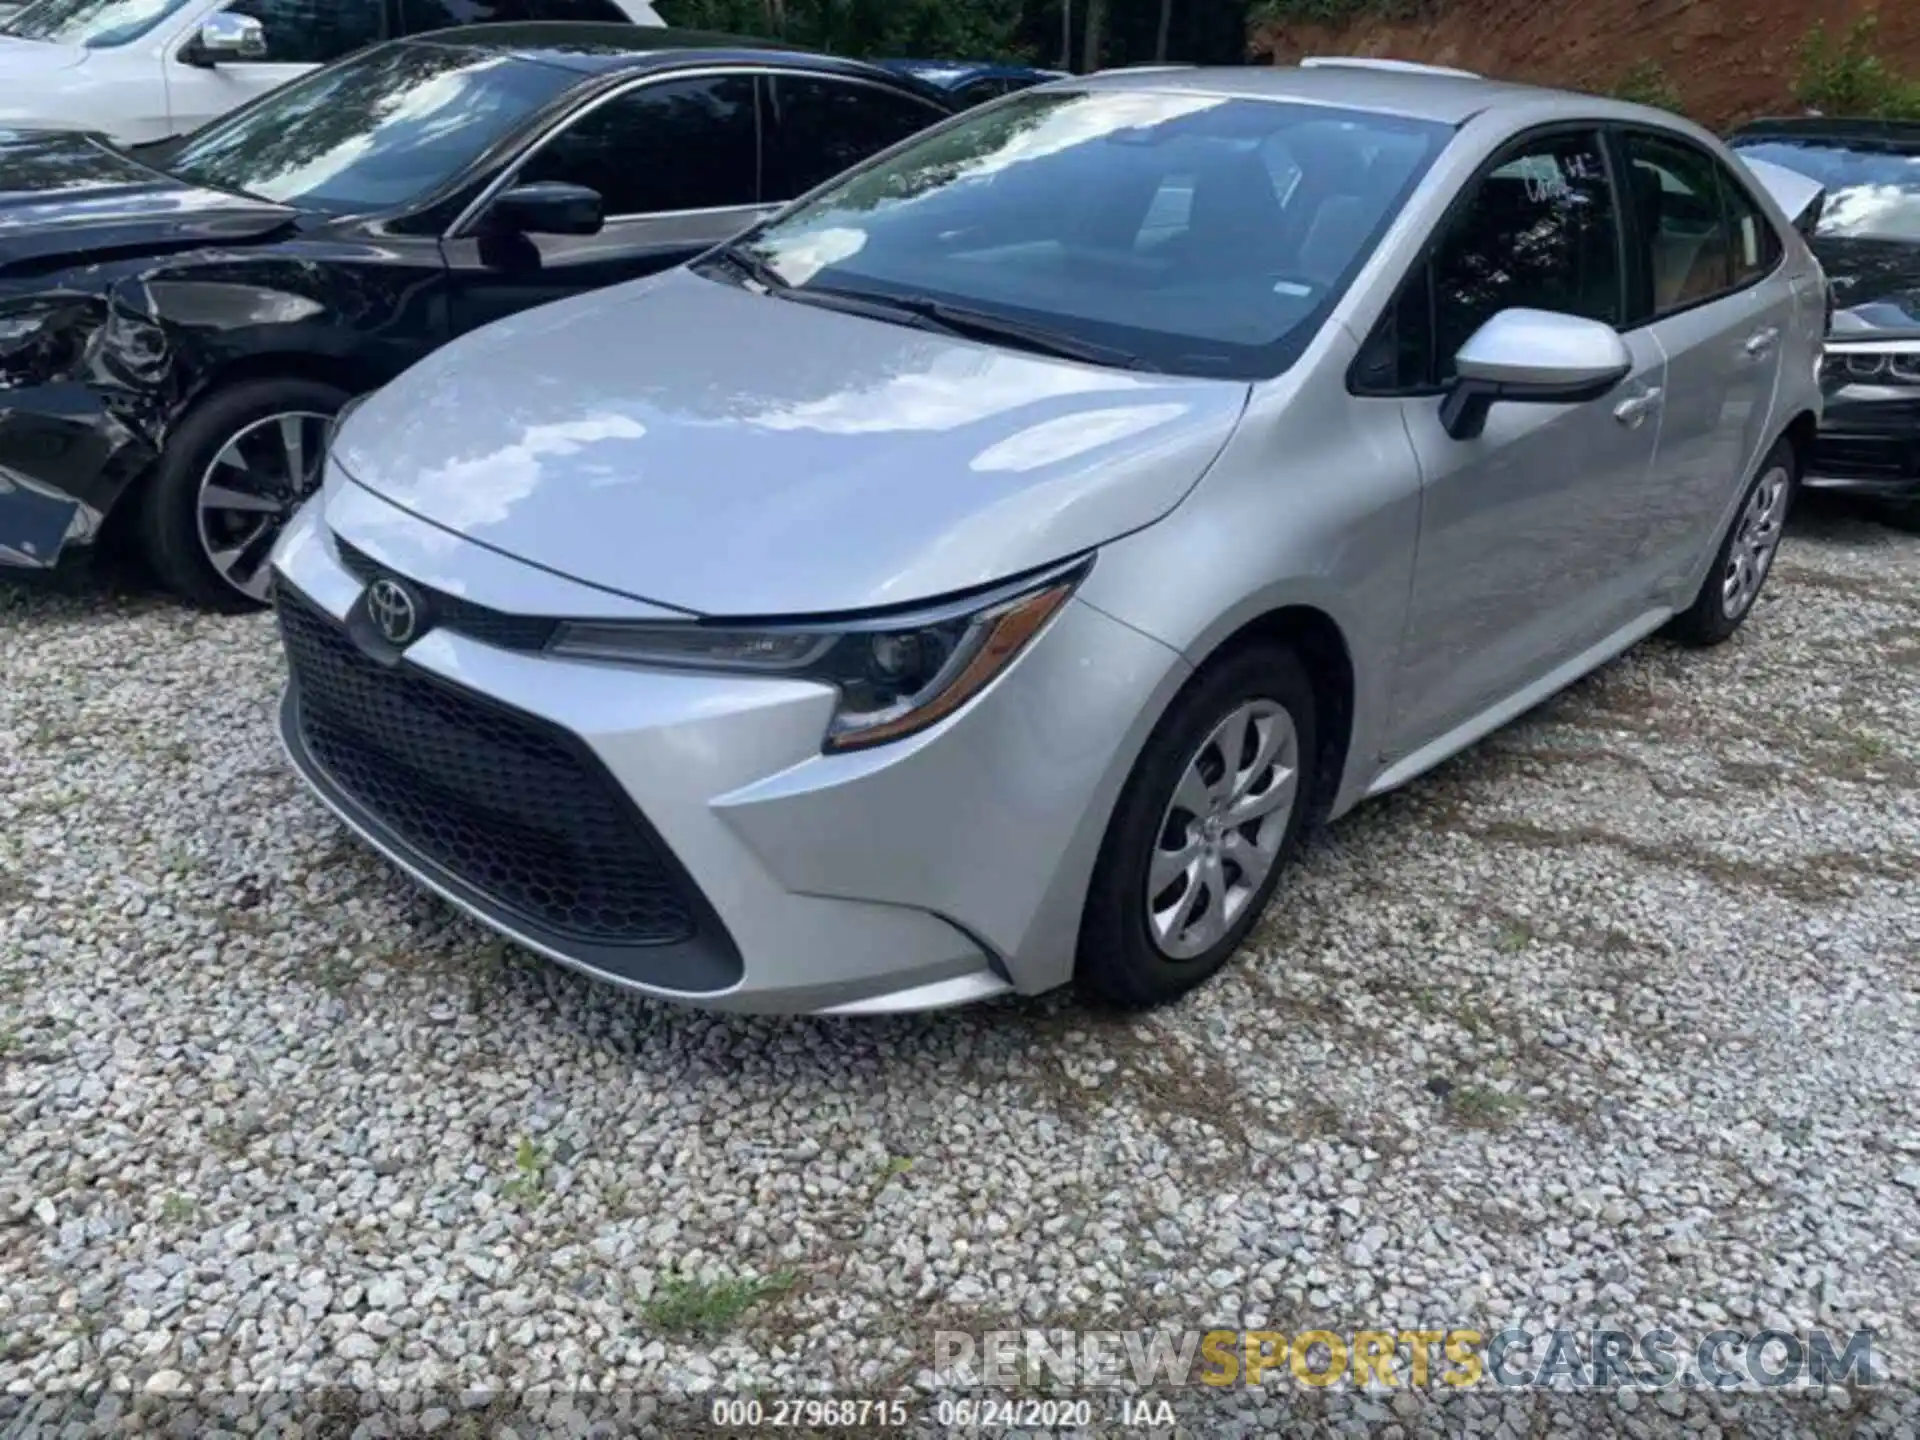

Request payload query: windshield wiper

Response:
[702,241,789,294]
[870,295,1160,372]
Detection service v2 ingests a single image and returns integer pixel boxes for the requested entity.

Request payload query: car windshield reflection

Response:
[165,43,574,215]
[732,90,1450,380]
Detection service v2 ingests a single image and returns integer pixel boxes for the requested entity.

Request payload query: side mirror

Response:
[182,12,267,66]
[1439,308,1633,441]
[483,182,605,238]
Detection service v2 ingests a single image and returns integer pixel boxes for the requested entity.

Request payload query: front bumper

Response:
[0,385,156,568]
[1804,388,1920,498]
[270,484,1189,1015]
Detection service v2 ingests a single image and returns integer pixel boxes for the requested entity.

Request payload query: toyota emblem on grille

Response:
[366,578,421,646]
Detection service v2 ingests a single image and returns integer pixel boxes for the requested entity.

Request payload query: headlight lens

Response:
[548,559,1088,751]
[1823,342,1920,387]
[0,297,91,386]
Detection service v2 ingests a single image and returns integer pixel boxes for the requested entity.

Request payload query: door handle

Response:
[1743,327,1780,359]
[1612,386,1663,429]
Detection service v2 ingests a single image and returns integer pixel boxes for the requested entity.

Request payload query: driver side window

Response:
[1432,131,1622,377]
[514,76,759,217]
[216,0,385,63]
[1354,129,1623,391]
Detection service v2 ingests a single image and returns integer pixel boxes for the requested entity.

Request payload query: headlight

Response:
[0,297,91,385]
[1824,339,1920,387]
[548,558,1089,751]
[0,308,54,351]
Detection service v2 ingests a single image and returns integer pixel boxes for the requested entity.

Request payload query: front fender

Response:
[1076,346,1424,820]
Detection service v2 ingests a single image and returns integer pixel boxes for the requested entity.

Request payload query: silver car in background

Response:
[271,65,1825,1015]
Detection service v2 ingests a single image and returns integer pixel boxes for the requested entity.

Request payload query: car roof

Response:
[1731,115,1920,148]
[880,59,1065,88]
[1063,63,1619,126]
[403,22,894,81]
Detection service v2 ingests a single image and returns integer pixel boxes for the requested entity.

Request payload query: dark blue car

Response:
[878,59,1067,107]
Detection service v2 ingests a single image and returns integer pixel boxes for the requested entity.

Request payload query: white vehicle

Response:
[0,0,664,145]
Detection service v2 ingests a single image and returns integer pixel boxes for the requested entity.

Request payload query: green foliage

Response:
[1446,1084,1528,1129]
[502,1136,549,1206]
[660,0,1258,69]
[658,0,1030,62]
[1794,14,1920,120]
[1607,59,1683,113]
[1250,0,1428,25]
[640,1270,799,1337]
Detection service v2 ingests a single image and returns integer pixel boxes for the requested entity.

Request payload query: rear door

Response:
[759,71,950,204]
[165,0,386,134]
[1615,127,1794,594]
[1376,127,1667,758]
[442,71,765,336]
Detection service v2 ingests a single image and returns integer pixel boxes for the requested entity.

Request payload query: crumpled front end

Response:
[0,287,170,568]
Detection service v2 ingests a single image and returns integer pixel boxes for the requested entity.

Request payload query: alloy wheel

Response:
[1721,462,1791,621]
[195,410,333,602]
[1146,698,1298,960]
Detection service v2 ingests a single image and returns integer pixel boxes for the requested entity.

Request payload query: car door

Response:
[758,70,951,204]
[1616,128,1792,594]
[442,71,765,337]
[1375,126,1667,759]
[164,0,387,136]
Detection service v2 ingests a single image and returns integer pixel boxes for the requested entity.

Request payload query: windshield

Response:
[1,0,196,47]
[728,90,1450,379]
[167,42,575,216]
[1733,137,1920,241]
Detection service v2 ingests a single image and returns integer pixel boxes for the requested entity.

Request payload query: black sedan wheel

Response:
[138,377,348,611]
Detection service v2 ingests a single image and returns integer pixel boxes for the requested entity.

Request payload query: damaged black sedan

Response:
[0,24,950,606]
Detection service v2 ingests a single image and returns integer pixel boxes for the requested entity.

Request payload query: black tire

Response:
[136,377,348,612]
[1076,641,1318,1009]
[1666,435,1797,648]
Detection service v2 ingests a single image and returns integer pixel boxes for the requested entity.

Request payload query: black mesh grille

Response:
[278,587,699,948]
[1812,433,1918,481]
[334,538,559,651]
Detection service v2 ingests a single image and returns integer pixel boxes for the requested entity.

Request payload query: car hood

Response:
[333,269,1251,617]
[1815,235,1920,336]
[0,128,294,272]
[0,36,87,72]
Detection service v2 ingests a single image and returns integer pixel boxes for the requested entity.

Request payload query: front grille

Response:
[278,587,699,948]
[334,538,559,651]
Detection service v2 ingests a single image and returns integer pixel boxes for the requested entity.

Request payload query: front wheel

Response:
[136,378,347,611]
[1667,436,1796,647]
[1076,642,1317,1009]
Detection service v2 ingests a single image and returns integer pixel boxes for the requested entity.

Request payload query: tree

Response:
[1081,0,1105,71]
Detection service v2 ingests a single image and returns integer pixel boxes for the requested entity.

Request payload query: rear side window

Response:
[1720,166,1783,287]
[401,0,630,28]
[1623,131,1741,315]
[762,74,946,199]
[515,74,759,215]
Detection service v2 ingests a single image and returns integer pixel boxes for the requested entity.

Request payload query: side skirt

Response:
[1363,607,1673,800]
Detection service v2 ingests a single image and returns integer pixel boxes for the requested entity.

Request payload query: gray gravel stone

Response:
[2,507,1918,1428]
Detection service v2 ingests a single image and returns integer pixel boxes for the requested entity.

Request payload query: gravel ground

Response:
[2,502,1918,1436]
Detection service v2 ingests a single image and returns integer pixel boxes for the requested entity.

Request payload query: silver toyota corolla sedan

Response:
[270,64,1826,1016]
